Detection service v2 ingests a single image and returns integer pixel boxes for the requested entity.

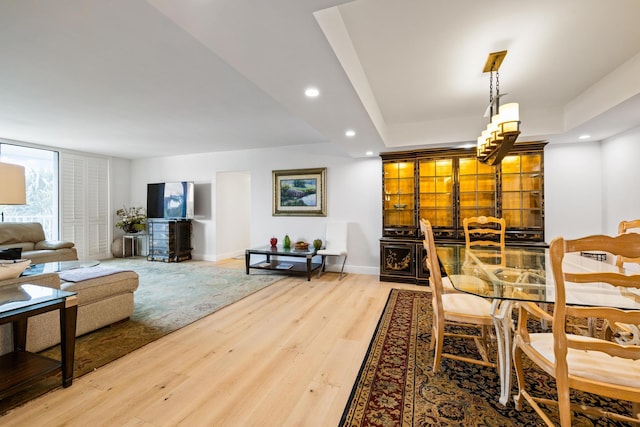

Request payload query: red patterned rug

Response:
[340,288,632,427]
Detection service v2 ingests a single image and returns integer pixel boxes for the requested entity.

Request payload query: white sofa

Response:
[0,222,77,264]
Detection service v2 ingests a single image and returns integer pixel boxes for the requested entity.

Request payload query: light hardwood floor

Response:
[2,260,420,426]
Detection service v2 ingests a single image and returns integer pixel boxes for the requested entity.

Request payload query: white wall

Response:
[120,131,640,275]
[601,126,640,235]
[543,126,640,240]
[544,142,603,241]
[129,144,382,274]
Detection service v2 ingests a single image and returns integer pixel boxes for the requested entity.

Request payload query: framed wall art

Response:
[272,167,326,216]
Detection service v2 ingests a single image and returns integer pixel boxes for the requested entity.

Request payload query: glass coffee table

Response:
[245,245,322,281]
[21,260,100,277]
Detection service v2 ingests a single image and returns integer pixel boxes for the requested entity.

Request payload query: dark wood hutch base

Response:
[380,142,547,284]
[147,219,193,262]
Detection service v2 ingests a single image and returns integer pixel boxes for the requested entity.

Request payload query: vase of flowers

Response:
[115,206,147,234]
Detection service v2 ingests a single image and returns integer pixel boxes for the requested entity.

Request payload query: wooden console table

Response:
[0,284,78,398]
[245,245,322,281]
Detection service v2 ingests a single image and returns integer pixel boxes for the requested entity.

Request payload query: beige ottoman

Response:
[24,267,139,352]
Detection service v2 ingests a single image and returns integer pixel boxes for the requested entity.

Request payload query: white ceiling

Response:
[1,0,639,160]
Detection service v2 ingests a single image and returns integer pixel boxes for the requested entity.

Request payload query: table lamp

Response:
[0,161,26,222]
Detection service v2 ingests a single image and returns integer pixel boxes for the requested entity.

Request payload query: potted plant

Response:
[115,206,147,234]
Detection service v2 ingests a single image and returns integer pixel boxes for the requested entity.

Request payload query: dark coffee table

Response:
[0,283,78,398]
[245,245,322,281]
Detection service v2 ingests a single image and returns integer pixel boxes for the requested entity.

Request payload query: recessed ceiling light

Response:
[366,151,374,156]
[304,87,319,98]
[345,129,356,137]
[578,134,591,140]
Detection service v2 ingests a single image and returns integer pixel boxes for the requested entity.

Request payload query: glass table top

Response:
[437,244,640,309]
[21,260,101,277]
[0,284,76,314]
[246,245,318,256]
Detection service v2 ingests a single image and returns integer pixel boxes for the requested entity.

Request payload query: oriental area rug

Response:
[340,289,633,427]
[0,258,284,415]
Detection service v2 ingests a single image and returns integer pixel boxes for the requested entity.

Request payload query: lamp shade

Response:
[498,103,520,134]
[499,102,519,121]
[0,162,26,205]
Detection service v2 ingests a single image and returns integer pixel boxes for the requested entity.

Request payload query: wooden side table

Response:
[0,284,78,398]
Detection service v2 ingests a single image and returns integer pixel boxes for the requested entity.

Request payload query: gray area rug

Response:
[0,258,285,415]
[97,258,284,334]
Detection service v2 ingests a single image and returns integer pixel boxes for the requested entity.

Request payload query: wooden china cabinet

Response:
[380,142,547,284]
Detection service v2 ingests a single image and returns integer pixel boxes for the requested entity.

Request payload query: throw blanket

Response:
[58,266,131,282]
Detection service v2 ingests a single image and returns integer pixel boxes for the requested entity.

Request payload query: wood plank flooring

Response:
[1,260,420,426]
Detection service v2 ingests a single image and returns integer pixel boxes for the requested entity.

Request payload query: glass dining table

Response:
[436,243,640,406]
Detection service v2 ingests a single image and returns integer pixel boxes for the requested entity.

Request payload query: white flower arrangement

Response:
[115,206,146,233]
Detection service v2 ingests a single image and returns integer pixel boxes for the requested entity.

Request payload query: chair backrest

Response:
[463,216,506,249]
[616,219,640,268]
[548,233,640,375]
[420,219,445,304]
[463,216,506,268]
[324,221,348,252]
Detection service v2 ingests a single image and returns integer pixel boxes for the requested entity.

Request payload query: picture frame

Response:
[272,167,327,216]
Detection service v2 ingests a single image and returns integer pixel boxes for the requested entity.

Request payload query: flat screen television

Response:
[147,182,194,219]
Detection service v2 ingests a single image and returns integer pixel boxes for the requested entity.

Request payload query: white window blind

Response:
[60,153,110,259]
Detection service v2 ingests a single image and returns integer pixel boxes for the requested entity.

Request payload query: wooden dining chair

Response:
[463,216,506,248]
[463,216,506,268]
[604,219,640,344]
[420,218,496,373]
[513,233,640,426]
[616,219,640,268]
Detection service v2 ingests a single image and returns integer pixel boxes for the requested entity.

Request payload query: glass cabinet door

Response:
[501,153,543,229]
[458,157,497,227]
[383,161,415,228]
[418,158,453,228]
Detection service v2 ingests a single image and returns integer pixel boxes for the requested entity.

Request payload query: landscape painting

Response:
[272,168,326,216]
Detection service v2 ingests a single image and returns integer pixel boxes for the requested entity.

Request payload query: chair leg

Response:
[556,375,573,427]
[474,326,491,364]
[429,325,436,351]
[432,318,444,373]
[338,255,347,280]
[318,255,326,277]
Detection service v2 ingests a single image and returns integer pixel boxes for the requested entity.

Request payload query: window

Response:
[1,142,111,259]
[0,143,59,239]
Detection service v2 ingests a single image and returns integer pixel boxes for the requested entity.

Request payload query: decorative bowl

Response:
[393,203,407,209]
[0,259,31,280]
[294,241,309,250]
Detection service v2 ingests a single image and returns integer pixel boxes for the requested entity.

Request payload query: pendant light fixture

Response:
[476,50,521,165]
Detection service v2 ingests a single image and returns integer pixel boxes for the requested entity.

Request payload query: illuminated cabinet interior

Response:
[379,142,546,284]
[383,161,415,230]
